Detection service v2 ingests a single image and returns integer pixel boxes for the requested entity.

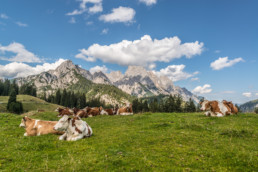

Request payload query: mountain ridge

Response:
[15,60,200,105]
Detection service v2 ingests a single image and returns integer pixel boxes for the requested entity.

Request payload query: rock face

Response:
[16,61,200,104]
[107,65,199,103]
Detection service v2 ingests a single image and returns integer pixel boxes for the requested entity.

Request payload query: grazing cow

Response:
[55,107,73,117]
[117,104,133,115]
[53,115,93,141]
[19,116,63,136]
[222,100,238,114]
[200,100,231,117]
[100,108,115,115]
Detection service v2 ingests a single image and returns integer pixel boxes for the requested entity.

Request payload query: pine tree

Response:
[175,95,183,112]
[142,100,149,112]
[55,89,61,105]
[7,90,17,111]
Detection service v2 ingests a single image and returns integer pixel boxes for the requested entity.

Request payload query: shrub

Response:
[254,107,258,114]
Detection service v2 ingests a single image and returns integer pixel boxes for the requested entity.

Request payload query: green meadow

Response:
[0,112,257,171]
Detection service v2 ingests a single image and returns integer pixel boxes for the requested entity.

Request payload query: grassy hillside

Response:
[0,95,61,112]
[69,71,133,104]
[0,112,257,171]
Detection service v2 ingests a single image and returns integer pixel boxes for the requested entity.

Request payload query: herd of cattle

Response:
[19,100,238,141]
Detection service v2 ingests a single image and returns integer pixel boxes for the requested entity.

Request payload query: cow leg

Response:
[70,135,84,141]
[205,111,210,116]
[216,113,224,117]
[24,132,28,136]
[59,133,67,140]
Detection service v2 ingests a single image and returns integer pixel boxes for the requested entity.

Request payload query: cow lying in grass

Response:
[72,107,88,118]
[117,104,133,115]
[200,100,232,117]
[55,107,73,117]
[19,116,63,136]
[222,100,238,114]
[84,106,102,117]
[54,115,93,141]
[100,108,116,115]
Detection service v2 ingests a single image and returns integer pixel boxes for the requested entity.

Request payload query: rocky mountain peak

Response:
[125,66,148,77]
[106,71,124,83]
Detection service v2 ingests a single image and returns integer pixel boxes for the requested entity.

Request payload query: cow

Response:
[72,107,88,118]
[53,115,93,141]
[100,108,116,115]
[117,104,133,115]
[83,106,102,117]
[19,116,63,136]
[199,100,231,117]
[222,100,238,114]
[55,107,73,117]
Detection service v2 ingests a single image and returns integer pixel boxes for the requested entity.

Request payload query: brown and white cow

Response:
[72,107,88,118]
[117,104,133,115]
[55,107,73,117]
[222,100,238,114]
[83,106,102,117]
[199,100,231,117]
[54,115,93,141]
[19,116,63,136]
[100,108,116,115]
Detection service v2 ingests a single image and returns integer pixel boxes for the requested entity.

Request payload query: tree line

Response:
[132,95,198,113]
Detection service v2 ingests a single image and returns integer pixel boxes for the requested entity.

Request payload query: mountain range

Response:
[15,60,200,105]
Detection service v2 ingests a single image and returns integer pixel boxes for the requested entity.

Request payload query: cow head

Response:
[19,116,30,128]
[200,100,209,111]
[54,115,71,131]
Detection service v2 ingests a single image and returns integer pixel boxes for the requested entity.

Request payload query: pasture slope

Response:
[0,95,61,112]
[0,112,257,171]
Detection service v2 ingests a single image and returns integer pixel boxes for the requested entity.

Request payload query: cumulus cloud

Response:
[15,21,28,27]
[0,13,8,19]
[192,84,212,94]
[101,28,108,34]
[99,6,136,23]
[0,59,66,78]
[66,0,102,16]
[242,92,252,98]
[210,56,244,70]
[0,42,41,63]
[153,65,199,82]
[139,0,157,6]
[75,35,204,67]
[89,65,108,74]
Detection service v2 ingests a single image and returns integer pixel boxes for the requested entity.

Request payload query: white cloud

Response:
[69,17,76,24]
[256,93,258,96]
[0,13,8,19]
[101,28,108,34]
[0,59,66,78]
[89,65,108,74]
[15,21,28,27]
[242,92,252,98]
[75,35,204,67]
[139,0,157,6]
[89,3,103,14]
[99,6,136,23]
[192,84,212,94]
[66,0,102,16]
[210,56,244,70]
[191,77,199,81]
[153,65,198,82]
[0,42,41,63]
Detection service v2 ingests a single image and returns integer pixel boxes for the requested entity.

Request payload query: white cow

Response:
[53,115,93,141]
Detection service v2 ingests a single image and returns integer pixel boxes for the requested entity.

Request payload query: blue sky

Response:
[0,0,257,104]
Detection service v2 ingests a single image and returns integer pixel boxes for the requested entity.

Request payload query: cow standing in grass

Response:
[19,116,63,136]
[54,115,92,141]
[117,104,133,115]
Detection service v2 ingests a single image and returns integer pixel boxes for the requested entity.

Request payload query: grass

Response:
[0,112,257,171]
[0,95,61,112]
